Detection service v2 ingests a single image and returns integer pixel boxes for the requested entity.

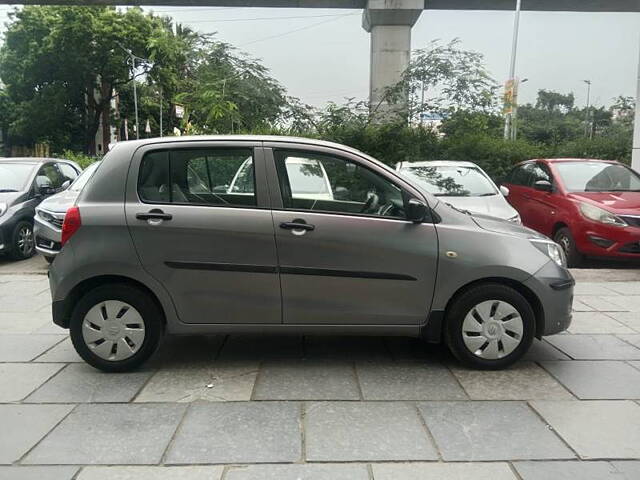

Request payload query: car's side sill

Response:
[167,322,422,337]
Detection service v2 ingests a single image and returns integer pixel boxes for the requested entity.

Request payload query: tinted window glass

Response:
[274,150,405,219]
[507,165,533,186]
[530,163,551,184]
[138,151,170,203]
[70,162,100,192]
[58,163,79,184]
[555,162,640,192]
[172,149,255,206]
[137,148,255,206]
[35,163,65,189]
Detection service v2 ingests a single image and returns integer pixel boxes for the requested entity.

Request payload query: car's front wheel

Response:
[554,227,582,267]
[9,221,35,260]
[70,284,163,372]
[445,283,535,370]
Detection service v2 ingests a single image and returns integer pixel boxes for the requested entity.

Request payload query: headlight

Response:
[507,213,521,224]
[0,202,6,217]
[531,239,566,268]
[579,202,627,227]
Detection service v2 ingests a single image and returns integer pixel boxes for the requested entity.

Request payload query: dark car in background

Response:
[502,158,640,266]
[0,158,80,260]
[35,161,100,262]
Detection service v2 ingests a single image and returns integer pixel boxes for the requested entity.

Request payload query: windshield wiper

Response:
[0,189,18,193]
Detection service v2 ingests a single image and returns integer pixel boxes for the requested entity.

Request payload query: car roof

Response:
[0,157,73,165]
[398,160,479,168]
[527,158,620,164]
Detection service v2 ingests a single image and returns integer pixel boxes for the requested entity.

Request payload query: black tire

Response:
[554,227,582,267]
[8,220,35,260]
[70,283,164,372]
[444,283,536,370]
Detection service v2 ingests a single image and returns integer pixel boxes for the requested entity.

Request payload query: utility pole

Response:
[159,87,163,138]
[504,0,522,140]
[116,42,150,141]
[583,80,592,138]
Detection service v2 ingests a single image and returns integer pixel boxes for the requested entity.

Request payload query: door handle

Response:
[280,221,315,231]
[136,209,173,221]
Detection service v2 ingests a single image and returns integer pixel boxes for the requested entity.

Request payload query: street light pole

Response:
[504,0,522,140]
[583,79,592,138]
[132,58,139,140]
[511,77,528,141]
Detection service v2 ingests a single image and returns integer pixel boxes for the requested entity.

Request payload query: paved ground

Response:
[1,255,640,479]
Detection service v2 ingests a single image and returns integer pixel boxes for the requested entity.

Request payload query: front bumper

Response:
[524,260,574,336]
[34,212,63,257]
[574,221,640,259]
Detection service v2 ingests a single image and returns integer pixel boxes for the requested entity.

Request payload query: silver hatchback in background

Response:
[35,161,100,262]
[396,161,521,223]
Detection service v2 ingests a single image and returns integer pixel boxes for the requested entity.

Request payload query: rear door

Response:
[125,141,281,324]
[265,143,439,326]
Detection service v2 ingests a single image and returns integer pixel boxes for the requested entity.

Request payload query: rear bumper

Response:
[524,260,574,336]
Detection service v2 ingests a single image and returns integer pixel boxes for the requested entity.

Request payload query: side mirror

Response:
[61,180,71,190]
[39,185,56,196]
[499,185,510,197]
[533,180,553,192]
[407,198,427,223]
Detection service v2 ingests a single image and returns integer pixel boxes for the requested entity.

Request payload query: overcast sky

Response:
[0,5,638,109]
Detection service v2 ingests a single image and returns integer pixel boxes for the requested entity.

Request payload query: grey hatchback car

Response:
[49,136,573,372]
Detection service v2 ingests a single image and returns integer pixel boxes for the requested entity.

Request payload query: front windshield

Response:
[69,161,100,192]
[0,163,36,192]
[402,165,497,197]
[555,162,640,192]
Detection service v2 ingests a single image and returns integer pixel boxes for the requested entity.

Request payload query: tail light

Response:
[61,206,81,247]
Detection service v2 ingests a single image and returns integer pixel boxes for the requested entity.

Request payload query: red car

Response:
[502,158,640,266]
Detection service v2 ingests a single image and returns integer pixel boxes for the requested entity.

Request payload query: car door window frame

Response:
[262,142,430,223]
[127,141,270,209]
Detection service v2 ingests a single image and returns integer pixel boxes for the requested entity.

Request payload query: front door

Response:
[125,142,281,324]
[266,144,439,326]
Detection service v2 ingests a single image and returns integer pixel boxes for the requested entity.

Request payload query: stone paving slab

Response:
[253,360,360,400]
[0,312,52,335]
[225,464,370,480]
[371,462,517,480]
[136,360,258,402]
[523,339,571,361]
[418,401,575,461]
[0,363,64,402]
[513,461,629,480]
[304,336,390,360]
[166,402,301,464]
[0,404,74,464]
[451,362,573,400]
[542,360,640,399]
[32,338,82,363]
[305,402,437,461]
[578,296,629,312]
[218,335,303,360]
[610,461,640,479]
[600,295,640,312]
[606,312,640,332]
[76,466,223,480]
[619,334,640,348]
[356,362,467,400]
[0,334,64,362]
[531,400,640,459]
[25,363,154,403]
[567,312,634,334]
[545,334,640,360]
[0,466,79,480]
[24,404,187,465]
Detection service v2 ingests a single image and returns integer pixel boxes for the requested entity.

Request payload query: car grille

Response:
[620,216,640,228]
[38,209,65,229]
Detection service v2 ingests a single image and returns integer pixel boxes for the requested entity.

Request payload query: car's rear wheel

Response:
[8,221,35,260]
[70,284,163,372]
[554,227,582,267]
[445,283,535,370]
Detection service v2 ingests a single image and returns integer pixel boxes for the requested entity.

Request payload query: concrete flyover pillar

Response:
[632,34,640,171]
[363,0,423,120]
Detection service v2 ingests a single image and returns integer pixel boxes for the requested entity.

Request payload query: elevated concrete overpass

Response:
[5,0,640,167]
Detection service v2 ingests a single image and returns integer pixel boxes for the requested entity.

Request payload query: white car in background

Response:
[396,160,521,223]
